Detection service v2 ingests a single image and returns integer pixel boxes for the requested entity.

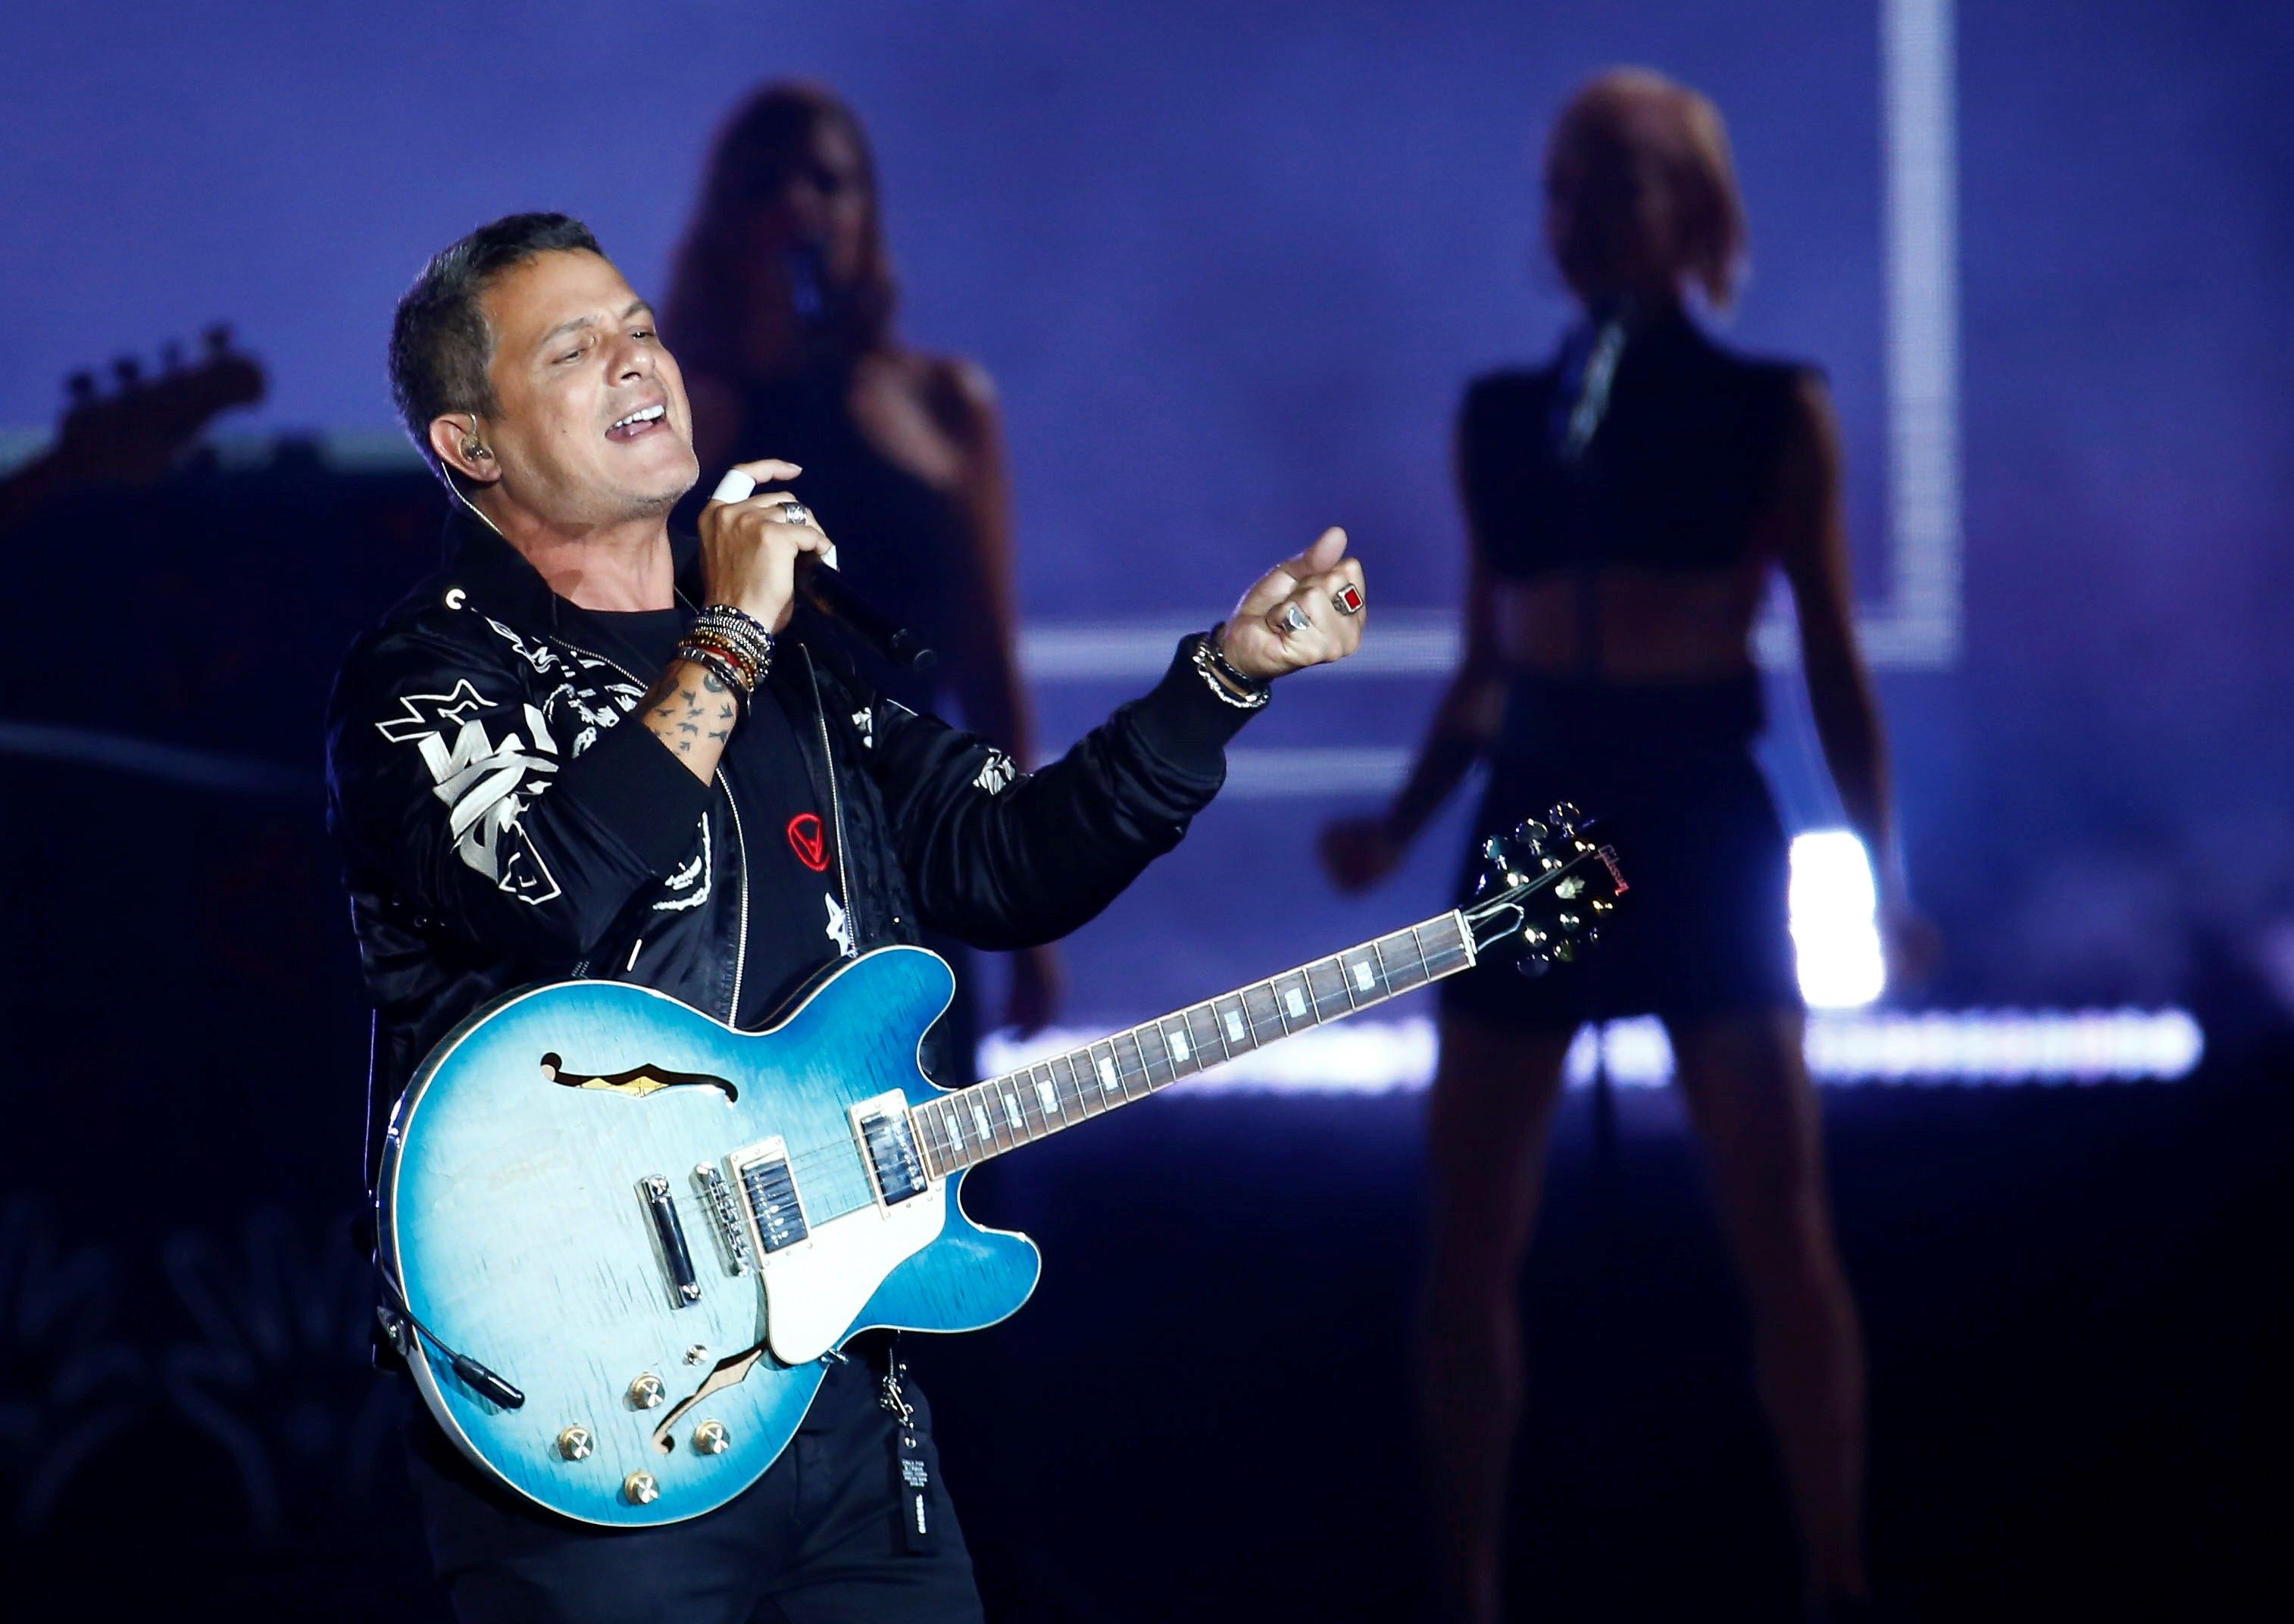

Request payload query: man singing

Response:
[325,212,1365,1621]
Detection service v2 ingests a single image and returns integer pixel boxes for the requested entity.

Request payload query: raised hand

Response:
[698,458,836,631]
[1215,526,1367,682]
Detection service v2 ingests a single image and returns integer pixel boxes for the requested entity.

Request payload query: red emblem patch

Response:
[786,813,830,872]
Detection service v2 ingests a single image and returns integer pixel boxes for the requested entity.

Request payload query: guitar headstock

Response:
[52,325,266,486]
[1460,802,1627,970]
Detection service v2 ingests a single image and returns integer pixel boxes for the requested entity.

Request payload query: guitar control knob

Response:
[628,1373,667,1410]
[692,1419,730,1455]
[556,1426,594,1461]
[624,1471,661,1505]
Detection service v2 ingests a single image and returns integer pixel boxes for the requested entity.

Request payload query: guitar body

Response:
[378,811,1621,1527]
[378,946,1040,1527]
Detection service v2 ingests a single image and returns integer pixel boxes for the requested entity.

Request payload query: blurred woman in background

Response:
[1321,69,1927,1622]
[668,81,1057,1048]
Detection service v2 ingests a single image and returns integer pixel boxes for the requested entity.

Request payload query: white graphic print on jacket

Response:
[374,627,720,910]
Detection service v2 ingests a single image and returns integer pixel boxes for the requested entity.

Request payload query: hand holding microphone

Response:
[698,460,833,634]
[702,464,936,671]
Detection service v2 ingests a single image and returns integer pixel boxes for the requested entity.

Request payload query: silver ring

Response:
[1271,601,1311,636]
[772,500,814,528]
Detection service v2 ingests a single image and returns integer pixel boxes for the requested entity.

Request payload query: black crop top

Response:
[1458,314,1809,581]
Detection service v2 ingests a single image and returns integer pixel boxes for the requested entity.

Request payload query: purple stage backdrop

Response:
[3,8,2290,1617]
[5,0,2289,1023]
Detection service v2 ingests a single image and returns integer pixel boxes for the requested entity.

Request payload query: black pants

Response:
[401,1354,983,1624]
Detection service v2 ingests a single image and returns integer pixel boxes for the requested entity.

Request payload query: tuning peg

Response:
[160,340,184,371]
[67,370,98,403]
[1512,818,1550,852]
[1544,803,1582,839]
[111,356,142,386]
[204,323,233,354]
[1474,837,1519,899]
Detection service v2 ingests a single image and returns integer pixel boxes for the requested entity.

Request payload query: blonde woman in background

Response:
[1324,70,1929,1622]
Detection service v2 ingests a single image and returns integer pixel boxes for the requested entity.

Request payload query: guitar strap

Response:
[877,1338,939,1553]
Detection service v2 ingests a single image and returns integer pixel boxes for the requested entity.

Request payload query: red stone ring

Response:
[1332,582,1365,617]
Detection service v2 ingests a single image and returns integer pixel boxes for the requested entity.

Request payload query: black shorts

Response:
[1442,679,1799,1033]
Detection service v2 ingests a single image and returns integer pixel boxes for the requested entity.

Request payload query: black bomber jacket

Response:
[325,510,1255,1185]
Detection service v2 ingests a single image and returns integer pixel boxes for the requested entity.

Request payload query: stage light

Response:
[981,1009,2205,1095]
[1789,830,1886,1008]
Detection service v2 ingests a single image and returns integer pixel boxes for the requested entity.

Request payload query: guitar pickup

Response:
[852,1092,929,1208]
[638,1176,702,1307]
[726,1137,811,1255]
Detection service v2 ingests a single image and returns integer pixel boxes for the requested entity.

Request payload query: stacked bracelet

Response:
[1190,625,1271,710]
[674,604,777,704]
[675,639,755,701]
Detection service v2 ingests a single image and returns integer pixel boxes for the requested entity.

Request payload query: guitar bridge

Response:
[692,1163,753,1275]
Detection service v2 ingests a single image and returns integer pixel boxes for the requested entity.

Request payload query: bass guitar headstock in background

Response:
[48,324,267,487]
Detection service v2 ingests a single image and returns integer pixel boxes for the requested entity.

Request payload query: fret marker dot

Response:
[1096,1056,1120,1092]
[1224,1010,1246,1042]
[1283,987,1307,1018]
[1169,1029,1189,1060]
[1002,1091,1023,1129]
[1352,961,1374,992]
[1034,1080,1058,1116]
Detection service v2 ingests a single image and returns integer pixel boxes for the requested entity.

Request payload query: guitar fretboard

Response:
[911,912,1474,1176]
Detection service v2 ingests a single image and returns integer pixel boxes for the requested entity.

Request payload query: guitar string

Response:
[638,926,1474,1196]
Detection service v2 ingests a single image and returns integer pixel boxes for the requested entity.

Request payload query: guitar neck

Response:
[912,911,1476,1176]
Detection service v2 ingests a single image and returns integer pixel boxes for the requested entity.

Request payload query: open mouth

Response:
[606,403,667,442]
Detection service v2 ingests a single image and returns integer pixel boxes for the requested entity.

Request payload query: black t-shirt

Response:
[586,607,855,1028]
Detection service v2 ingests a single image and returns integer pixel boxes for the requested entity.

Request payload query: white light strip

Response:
[979,1008,2204,1095]
[1877,0,1964,664]
[1020,607,1949,684]
[1020,613,1463,681]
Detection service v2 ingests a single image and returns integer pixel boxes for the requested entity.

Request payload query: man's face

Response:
[474,249,700,527]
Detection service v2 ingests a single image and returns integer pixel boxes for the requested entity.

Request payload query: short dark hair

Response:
[389,212,604,486]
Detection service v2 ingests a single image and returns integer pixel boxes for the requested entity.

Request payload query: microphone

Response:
[709,470,939,674]
[783,242,830,330]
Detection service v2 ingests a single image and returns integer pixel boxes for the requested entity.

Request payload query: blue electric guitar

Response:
[378,808,1622,1526]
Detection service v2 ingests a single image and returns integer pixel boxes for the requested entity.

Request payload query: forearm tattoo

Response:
[644,662,739,760]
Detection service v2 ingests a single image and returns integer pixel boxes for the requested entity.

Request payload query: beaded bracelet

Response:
[674,640,755,703]
[1201,625,1267,693]
[691,604,776,676]
[1190,626,1270,711]
[681,626,762,679]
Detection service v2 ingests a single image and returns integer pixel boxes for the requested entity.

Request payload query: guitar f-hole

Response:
[651,1344,773,1454]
